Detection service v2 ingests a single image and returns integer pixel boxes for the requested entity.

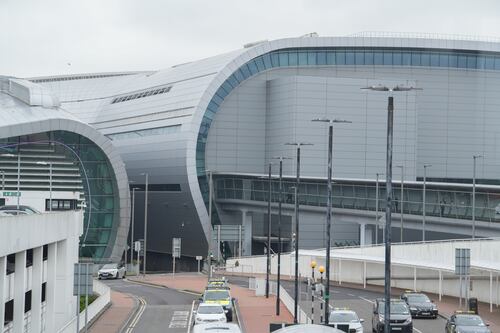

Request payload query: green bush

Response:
[79,294,98,312]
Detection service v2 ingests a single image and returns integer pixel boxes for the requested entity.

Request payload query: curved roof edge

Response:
[0,115,130,262]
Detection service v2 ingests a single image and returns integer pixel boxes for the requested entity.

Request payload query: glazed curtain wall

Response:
[196,46,500,211]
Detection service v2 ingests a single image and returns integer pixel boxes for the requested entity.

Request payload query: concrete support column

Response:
[45,243,57,333]
[363,261,367,289]
[13,251,26,333]
[242,210,252,256]
[359,223,366,246]
[0,256,6,332]
[439,270,442,301]
[31,247,43,333]
[54,240,69,329]
[413,267,417,291]
[490,271,493,313]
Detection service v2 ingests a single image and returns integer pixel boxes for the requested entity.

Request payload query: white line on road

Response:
[125,297,147,333]
[187,300,195,333]
[359,296,375,304]
[169,310,190,328]
[347,293,356,297]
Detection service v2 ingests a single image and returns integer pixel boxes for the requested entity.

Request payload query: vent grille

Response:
[30,73,134,83]
[111,86,171,104]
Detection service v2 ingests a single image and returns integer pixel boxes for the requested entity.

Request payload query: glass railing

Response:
[214,175,500,223]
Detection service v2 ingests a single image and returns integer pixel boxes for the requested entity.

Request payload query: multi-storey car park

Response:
[3,33,500,269]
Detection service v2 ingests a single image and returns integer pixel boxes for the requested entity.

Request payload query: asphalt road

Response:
[102,278,198,333]
[224,275,447,333]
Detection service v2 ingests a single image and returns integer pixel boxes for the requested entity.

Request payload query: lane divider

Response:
[124,297,146,333]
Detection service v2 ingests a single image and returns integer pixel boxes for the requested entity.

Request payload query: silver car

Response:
[97,263,126,279]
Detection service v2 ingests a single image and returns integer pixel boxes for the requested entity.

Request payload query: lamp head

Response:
[318,265,325,274]
[310,260,317,269]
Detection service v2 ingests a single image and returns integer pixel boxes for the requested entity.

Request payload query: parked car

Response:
[201,288,234,321]
[206,277,230,290]
[97,263,126,279]
[328,308,364,333]
[273,324,344,333]
[372,299,412,333]
[193,323,241,333]
[0,205,40,214]
[194,303,227,325]
[400,291,438,318]
[445,312,491,333]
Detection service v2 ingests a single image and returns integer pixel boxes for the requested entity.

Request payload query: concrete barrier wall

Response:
[227,239,500,309]
[57,280,111,333]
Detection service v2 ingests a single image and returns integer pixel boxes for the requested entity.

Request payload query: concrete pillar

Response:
[54,240,69,329]
[359,223,366,246]
[242,210,252,256]
[13,251,26,333]
[45,243,57,333]
[0,256,6,332]
[31,247,43,333]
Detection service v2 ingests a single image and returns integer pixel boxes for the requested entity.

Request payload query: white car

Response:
[194,303,227,325]
[328,309,364,333]
[193,323,241,333]
[98,263,126,279]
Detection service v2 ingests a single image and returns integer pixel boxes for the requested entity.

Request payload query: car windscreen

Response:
[198,305,224,314]
[101,264,118,269]
[379,302,409,314]
[407,295,431,303]
[329,312,358,322]
[455,315,486,326]
[204,291,230,301]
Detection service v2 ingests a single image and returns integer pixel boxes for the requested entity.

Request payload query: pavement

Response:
[88,289,136,333]
[222,271,500,333]
[128,273,295,333]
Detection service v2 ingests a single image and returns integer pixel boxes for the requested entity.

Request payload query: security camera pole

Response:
[362,84,422,333]
[285,142,312,323]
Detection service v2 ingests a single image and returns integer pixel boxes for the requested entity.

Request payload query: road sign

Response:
[455,248,471,276]
[137,239,145,256]
[73,263,93,296]
[172,238,181,258]
[196,256,203,261]
[2,191,20,197]
[134,240,141,252]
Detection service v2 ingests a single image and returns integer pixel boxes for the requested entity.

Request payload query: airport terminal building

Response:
[3,33,500,268]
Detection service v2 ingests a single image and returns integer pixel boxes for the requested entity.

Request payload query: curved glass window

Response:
[196,46,500,211]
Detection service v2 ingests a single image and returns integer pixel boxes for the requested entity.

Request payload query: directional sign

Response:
[73,263,93,296]
[172,238,181,258]
[3,191,20,197]
[455,248,470,276]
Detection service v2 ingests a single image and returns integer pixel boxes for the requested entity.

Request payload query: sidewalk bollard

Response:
[319,265,325,324]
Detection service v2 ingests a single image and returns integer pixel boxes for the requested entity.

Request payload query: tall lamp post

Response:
[1,153,21,209]
[362,84,422,333]
[140,172,149,276]
[265,162,273,298]
[422,164,432,241]
[375,173,383,244]
[312,117,351,324]
[285,142,312,324]
[396,165,404,242]
[272,156,291,315]
[472,155,482,239]
[36,161,53,211]
[130,187,140,267]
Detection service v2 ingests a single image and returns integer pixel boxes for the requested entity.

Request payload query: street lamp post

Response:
[204,170,215,279]
[140,172,149,276]
[396,165,404,242]
[1,153,20,209]
[375,173,383,244]
[311,117,351,324]
[472,155,482,239]
[422,164,432,241]
[319,265,325,324]
[130,187,140,269]
[36,161,53,211]
[266,162,272,298]
[272,156,291,316]
[362,84,422,333]
[285,142,312,324]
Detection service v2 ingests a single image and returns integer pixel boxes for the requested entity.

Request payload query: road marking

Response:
[347,293,356,297]
[124,297,147,333]
[169,310,190,328]
[187,300,195,333]
[413,327,423,333]
[359,296,375,304]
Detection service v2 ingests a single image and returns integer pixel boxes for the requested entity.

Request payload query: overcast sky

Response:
[1,0,500,78]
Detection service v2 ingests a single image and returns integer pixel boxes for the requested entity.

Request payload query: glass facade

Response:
[215,175,500,223]
[0,131,120,260]
[195,46,500,211]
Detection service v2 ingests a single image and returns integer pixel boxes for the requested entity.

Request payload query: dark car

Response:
[372,299,412,333]
[400,291,438,318]
[445,313,491,333]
